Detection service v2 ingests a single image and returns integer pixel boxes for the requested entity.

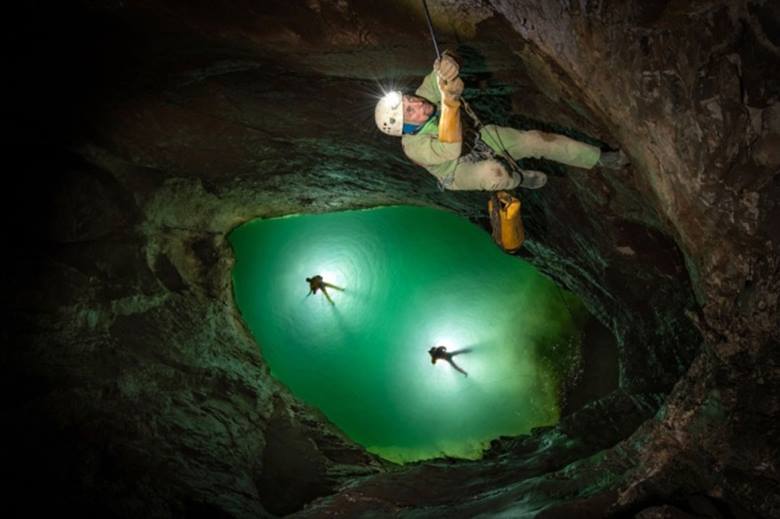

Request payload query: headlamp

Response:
[383,91,402,109]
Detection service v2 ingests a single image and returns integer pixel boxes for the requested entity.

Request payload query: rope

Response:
[421,0,441,60]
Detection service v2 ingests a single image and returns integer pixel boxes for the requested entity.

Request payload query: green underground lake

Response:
[229,206,590,463]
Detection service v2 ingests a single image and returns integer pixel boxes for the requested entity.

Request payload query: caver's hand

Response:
[434,53,459,82]
[438,75,464,102]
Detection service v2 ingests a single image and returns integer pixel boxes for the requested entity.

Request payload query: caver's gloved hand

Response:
[435,51,463,143]
[434,51,463,102]
[438,75,464,101]
[434,51,460,82]
[438,77,463,143]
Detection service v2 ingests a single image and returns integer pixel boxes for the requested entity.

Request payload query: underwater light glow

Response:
[229,206,586,463]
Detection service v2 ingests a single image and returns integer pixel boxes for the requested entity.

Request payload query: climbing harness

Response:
[459,109,497,165]
[461,97,527,187]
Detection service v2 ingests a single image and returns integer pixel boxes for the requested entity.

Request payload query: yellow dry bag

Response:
[489,191,524,253]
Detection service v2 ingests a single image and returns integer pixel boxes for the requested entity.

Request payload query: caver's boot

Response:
[597,149,630,169]
[517,169,548,189]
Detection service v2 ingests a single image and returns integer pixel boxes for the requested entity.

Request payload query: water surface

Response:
[230,206,585,462]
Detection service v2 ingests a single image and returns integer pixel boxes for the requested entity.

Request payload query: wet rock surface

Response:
[5,1,778,517]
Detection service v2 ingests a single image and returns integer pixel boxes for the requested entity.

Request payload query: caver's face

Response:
[403,95,434,125]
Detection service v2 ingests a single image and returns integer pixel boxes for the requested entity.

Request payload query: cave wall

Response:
[5,1,778,517]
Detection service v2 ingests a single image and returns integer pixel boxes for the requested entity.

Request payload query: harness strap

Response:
[461,99,525,187]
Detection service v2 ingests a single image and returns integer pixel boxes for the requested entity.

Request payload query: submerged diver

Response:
[374,51,629,191]
[305,275,344,304]
[428,345,468,377]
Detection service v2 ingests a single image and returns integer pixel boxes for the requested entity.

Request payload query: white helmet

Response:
[375,91,403,137]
